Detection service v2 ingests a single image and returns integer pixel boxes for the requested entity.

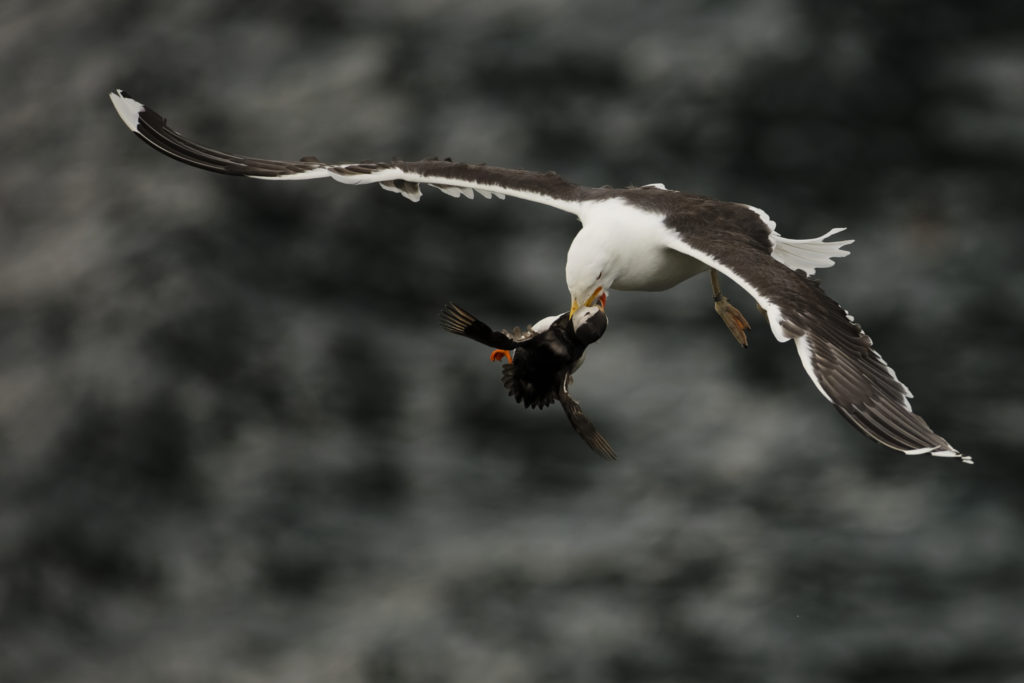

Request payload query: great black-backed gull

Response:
[440,302,614,459]
[108,89,970,463]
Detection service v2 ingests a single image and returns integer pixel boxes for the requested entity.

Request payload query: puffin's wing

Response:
[661,203,970,463]
[109,90,586,215]
[557,375,616,460]
[440,303,517,350]
[497,313,564,344]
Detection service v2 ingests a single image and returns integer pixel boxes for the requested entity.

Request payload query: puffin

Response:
[440,302,615,460]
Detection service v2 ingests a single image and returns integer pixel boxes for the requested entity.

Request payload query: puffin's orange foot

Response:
[489,349,512,363]
[714,296,751,348]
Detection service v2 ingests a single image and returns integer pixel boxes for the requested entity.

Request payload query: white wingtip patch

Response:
[913,445,973,464]
[109,89,143,133]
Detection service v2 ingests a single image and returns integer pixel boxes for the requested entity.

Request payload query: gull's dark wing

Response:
[109,90,587,215]
[659,202,968,463]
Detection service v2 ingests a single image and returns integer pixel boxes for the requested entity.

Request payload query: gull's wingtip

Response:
[946,449,975,465]
[109,88,144,133]
[904,442,972,464]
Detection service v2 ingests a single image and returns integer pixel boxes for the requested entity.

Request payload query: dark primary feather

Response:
[439,303,517,350]
[697,239,961,459]
[112,90,587,206]
[558,378,617,460]
[127,95,323,177]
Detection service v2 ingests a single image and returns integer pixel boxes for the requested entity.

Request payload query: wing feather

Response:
[109,90,584,216]
[661,209,969,463]
[558,376,617,460]
[439,303,517,350]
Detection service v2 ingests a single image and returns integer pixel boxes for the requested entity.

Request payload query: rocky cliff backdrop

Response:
[2,1,1023,681]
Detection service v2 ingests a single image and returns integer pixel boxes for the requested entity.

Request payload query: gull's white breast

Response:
[569,197,708,292]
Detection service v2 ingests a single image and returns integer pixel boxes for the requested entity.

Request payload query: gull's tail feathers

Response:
[770,227,854,276]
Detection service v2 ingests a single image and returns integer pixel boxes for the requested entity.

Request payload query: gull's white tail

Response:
[770,227,854,275]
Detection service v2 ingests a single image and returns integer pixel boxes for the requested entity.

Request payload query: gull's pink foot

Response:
[714,296,751,348]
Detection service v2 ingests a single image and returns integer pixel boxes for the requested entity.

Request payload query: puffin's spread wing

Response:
[439,303,517,350]
[109,90,585,215]
[661,206,970,463]
[558,376,617,460]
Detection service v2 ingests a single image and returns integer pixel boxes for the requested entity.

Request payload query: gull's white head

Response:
[565,236,613,318]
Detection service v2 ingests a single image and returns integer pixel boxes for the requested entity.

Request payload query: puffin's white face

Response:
[571,305,608,345]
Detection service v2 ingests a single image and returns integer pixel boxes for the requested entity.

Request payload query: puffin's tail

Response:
[500,362,558,410]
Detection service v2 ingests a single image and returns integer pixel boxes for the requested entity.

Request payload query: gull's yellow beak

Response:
[584,287,605,309]
[570,287,605,318]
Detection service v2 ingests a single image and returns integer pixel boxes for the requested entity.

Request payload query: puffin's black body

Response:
[440,303,615,459]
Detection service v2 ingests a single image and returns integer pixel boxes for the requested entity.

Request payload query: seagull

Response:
[440,302,615,460]
[108,89,971,463]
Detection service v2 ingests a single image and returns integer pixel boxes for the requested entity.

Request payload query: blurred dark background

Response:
[2,1,1023,681]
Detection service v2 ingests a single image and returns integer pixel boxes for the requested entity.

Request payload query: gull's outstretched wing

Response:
[658,200,969,463]
[109,90,586,215]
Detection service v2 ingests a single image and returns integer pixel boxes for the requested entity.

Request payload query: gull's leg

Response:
[711,270,751,348]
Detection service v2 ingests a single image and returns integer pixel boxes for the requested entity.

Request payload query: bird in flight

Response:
[108,89,970,463]
[440,302,615,460]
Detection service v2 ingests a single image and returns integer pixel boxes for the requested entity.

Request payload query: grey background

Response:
[2,1,1023,681]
